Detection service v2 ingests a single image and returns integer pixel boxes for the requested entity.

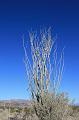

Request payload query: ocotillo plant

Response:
[23,28,64,101]
[23,28,72,120]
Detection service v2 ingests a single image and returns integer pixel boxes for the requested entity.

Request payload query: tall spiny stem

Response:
[23,28,64,102]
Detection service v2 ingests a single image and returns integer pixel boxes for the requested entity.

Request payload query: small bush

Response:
[33,92,72,120]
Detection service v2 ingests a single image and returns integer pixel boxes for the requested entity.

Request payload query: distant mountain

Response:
[0,99,31,108]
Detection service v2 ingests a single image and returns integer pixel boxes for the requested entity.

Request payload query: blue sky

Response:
[0,0,79,103]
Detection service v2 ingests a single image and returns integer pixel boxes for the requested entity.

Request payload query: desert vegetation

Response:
[0,28,79,120]
[22,28,79,120]
[0,99,79,120]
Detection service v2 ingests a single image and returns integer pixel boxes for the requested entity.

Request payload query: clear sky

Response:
[0,0,79,103]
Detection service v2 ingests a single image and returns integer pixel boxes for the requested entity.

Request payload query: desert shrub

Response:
[33,92,72,120]
[72,105,79,112]
[10,107,16,113]
[23,107,34,115]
